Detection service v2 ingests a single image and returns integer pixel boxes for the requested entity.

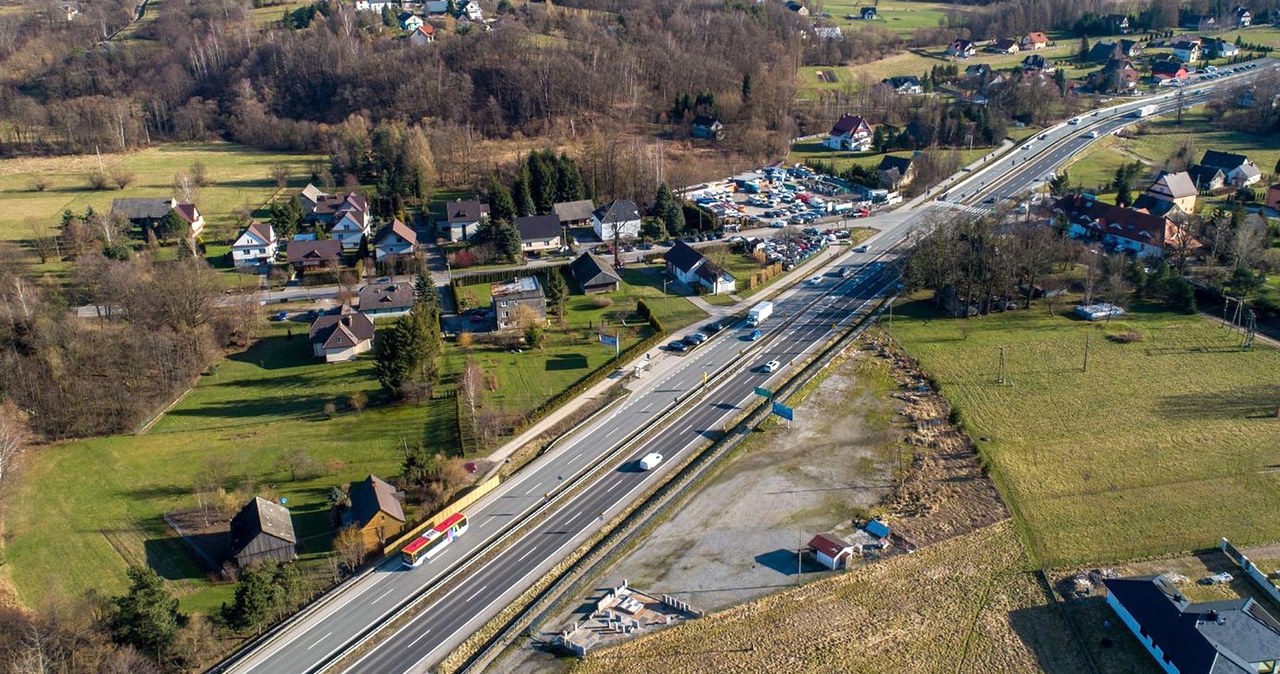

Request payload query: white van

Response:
[639,453,663,471]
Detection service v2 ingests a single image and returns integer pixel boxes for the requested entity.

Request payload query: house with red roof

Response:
[823,114,872,151]
[808,533,855,570]
[1056,194,1199,259]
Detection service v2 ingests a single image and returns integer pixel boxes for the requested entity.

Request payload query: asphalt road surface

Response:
[221,61,1276,674]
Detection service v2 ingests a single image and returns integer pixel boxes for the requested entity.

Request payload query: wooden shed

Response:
[230,497,298,567]
[344,474,406,552]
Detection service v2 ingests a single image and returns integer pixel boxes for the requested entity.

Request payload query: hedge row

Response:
[449,263,569,290]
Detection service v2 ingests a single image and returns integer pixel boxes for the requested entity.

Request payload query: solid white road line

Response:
[466,586,487,602]
[307,632,332,650]
[371,588,394,604]
[516,546,539,563]
[405,629,433,649]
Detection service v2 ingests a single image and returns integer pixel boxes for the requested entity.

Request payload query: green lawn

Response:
[818,0,961,34]
[0,141,322,246]
[890,298,1280,567]
[789,143,991,176]
[4,318,433,614]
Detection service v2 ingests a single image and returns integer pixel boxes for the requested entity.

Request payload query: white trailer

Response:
[747,301,774,326]
[1131,104,1158,118]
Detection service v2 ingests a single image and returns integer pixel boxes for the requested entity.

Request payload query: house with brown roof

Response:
[309,306,375,361]
[343,474,406,551]
[1021,32,1049,50]
[372,219,418,261]
[1057,194,1198,259]
[409,23,435,45]
[823,114,873,151]
[808,533,854,570]
[357,281,415,318]
[287,239,344,271]
[231,221,278,268]
[877,155,916,190]
[989,38,1020,54]
[229,497,297,567]
[1135,171,1198,215]
[946,39,976,59]
[1172,37,1202,63]
[110,197,204,240]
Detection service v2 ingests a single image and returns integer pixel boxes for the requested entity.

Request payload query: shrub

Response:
[111,168,136,190]
[590,296,614,309]
[323,401,338,419]
[457,331,474,348]
[345,391,368,412]
[29,178,50,192]
[87,172,110,190]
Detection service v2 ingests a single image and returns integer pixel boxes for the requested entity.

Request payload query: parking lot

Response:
[683,164,877,232]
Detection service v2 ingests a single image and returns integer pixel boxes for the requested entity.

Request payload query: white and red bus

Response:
[401,513,469,567]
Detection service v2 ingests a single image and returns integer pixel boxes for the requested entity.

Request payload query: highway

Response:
[219,60,1275,674]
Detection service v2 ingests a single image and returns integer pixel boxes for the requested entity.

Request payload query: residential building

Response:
[1172,37,1202,63]
[785,1,809,15]
[1236,6,1253,26]
[1267,184,1280,211]
[330,207,372,251]
[353,0,396,11]
[423,0,448,14]
[343,475,406,551]
[304,189,369,226]
[1106,13,1131,33]
[553,200,595,229]
[569,251,622,294]
[287,239,344,271]
[1056,194,1197,258]
[309,306,375,361]
[60,1,80,20]
[664,240,736,295]
[229,497,297,568]
[1089,58,1139,92]
[1205,38,1240,58]
[965,63,992,80]
[1021,31,1049,50]
[1137,171,1198,215]
[398,11,423,31]
[859,6,876,19]
[989,38,1020,54]
[808,533,855,570]
[1200,150,1262,187]
[691,115,725,140]
[1105,574,1280,674]
[110,198,203,239]
[298,183,328,217]
[823,113,873,151]
[881,75,923,94]
[231,221,278,268]
[409,24,435,45]
[1189,164,1228,192]
[1021,54,1054,73]
[357,281,415,318]
[946,39,976,59]
[491,276,547,329]
[877,155,916,190]
[514,214,563,254]
[591,199,642,241]
[1151,59,1189,82]
[457,0,483,21]
[441,198,489,241]
[371,219,418,262]
[1119,38,1143,58]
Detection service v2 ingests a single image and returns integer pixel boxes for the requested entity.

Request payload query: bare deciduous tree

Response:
[333,525,366,573]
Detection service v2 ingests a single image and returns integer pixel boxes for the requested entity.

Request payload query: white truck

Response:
[1131,104,1158,118]
[639,453,663,471]
[747,301,774,326]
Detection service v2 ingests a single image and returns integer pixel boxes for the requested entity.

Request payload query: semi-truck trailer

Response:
[1131,104,1158,118]
[747,301,774,326]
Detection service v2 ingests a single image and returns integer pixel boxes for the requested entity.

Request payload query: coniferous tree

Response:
[109,566,185,659]
[488,175,517,226]
[543,267,569,323]
[513,165,535,217]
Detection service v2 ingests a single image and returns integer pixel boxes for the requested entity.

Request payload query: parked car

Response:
[272,310,289,321]
[854,245,869,253]
[667,340,688,352]
[704,321,723,334]
[685,332,707,345]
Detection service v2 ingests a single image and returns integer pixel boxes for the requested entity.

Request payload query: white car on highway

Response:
[807,275,823,285]
[762,359,781,373]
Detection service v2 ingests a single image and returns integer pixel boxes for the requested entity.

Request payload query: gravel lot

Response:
[492,350,898,674]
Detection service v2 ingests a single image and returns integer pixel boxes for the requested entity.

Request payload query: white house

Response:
[330,208,372,251]
[823,114,872,151]
[230,221,278,267]
[664,240,736,295]
[808,533,855,570]
[398,12,424,31]
[946,39,976,59]
[591,199,642,241]
[441,199,489,241]
[309,308,376,362]
[1201,149,1262,187]
[1171,37,1202,62]
[354,0,397,11]
[514,214,563,254]
[457,0,482,21]
[371,219,418,261]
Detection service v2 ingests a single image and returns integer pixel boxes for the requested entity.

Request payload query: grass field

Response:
[789,142,991,175]
[0,142,323,245]
[890,298,1280,567]
[575,521,1095,674]
[820,0,959,34]
[2,317,429,614]
[1064,106,1280,204]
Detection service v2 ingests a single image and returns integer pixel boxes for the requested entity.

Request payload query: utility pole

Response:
[1083,334,1090,373]
[998,345,1007,384]
[797,528,803,582]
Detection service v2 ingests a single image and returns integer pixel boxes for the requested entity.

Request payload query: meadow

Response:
[576,522,1097,674]
[890,298,1280,567]
[0,141,323,244]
